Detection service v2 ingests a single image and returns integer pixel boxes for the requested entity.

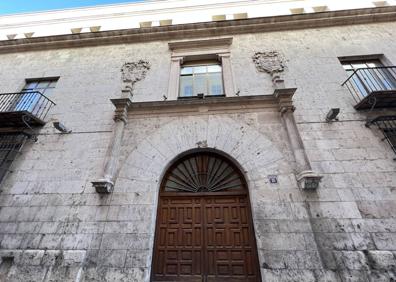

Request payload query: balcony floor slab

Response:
[0,111,45,128]
[354,90,396,110]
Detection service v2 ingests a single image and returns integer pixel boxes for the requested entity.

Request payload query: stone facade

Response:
[0,7,396,282]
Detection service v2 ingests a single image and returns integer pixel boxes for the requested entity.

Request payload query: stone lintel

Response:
[168,37,233,51]
[91,179,114,193]
[122,91,297,116]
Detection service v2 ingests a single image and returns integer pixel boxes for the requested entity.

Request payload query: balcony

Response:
[0,91,55,127]
[342,66,396,110]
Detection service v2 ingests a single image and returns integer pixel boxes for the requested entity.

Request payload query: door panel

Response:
[153,197,204,281]
[152,195,260,282]
[204,196,258,281]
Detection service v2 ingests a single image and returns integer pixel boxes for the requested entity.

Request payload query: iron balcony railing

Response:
[0,91,56,124]
[341,66,396,109]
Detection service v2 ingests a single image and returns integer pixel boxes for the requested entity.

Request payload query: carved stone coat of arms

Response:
[121,60,151,93]
[252,51,285,75]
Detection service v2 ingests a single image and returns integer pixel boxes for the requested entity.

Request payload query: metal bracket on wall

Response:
[21,115,38,142]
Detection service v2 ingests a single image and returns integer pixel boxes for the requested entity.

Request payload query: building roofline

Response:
[0,6,395,54]
[0,0,297,26]
[0,0,298,19]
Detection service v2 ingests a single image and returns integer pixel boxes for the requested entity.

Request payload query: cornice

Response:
[122,90,296,116]
[0,6,395,54]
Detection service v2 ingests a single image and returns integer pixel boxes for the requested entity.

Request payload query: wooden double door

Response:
[151,193,261,281]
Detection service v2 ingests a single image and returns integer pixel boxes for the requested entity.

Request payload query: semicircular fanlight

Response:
[163,152,245,193]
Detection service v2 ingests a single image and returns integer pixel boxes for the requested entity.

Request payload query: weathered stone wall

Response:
[0,21,396,281]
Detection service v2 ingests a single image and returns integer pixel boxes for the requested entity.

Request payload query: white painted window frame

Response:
[167,37,236,100]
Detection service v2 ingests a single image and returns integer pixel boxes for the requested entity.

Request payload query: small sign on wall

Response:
[268,175,278,184]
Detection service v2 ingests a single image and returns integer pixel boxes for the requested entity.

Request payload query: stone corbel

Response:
[274,88,296,114]
[296,170,323,190]
[112,98,130,123]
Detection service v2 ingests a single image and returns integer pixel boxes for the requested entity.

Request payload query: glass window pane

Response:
[342,59,396,98]
[21,88,34,92]
[21,79,57,94]
[179,64,225,98]
[351,63,368,70]
[32,89,43,95]
[14,92,41,112]
[361,68,385,91]
[41,88,54,96]
[24,81,38,89]
[351,74,369,97]
[380,69,396,89]
[179,76,193,97]
[345,70,354,76]
[366,60,383,68]
[48,81,58,88]
[193,66,207,74]
[37,81,51,88]
[181,67,193,75]
[367,68,396,90]
[207,65,221,73]
[342,64,353,71]
[193,74,207,95]
[208,73,223,95]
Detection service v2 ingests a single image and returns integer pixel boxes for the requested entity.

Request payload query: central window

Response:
[168,38,234,100]
[179,62,224,98]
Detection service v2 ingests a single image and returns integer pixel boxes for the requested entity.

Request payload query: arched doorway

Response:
[151,150,261,281]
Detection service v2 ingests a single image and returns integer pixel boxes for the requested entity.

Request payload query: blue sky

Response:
[0,0,144,15]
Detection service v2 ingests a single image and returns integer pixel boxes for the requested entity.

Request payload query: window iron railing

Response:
[178,93,226,99]
[0,132,29,183]
[366,115,396,156]
[0,91,56,122]
[341,66,396,109]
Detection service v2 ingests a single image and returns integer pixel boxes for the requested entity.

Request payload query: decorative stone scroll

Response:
[121,60,151,94]
[252,51,285,88]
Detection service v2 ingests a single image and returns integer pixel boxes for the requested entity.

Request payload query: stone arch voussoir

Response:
[118,115,289,189]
